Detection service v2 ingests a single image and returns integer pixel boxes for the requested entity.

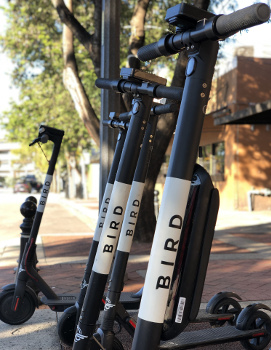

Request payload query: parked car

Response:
[13,175,42,193]
[13,179,32,193]
[24,175,42,192]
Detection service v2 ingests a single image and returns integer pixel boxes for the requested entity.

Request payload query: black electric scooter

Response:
[0,125,66,325]
[58,103,182,347]
[70,69,184,350]
[130,3,271,350]
[93,96,160,350]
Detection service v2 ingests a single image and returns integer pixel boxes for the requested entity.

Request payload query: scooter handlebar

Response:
[137,3,270,62]
[95,77,183,101]
[215,3,270,37]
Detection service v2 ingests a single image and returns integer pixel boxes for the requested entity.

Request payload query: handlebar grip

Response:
[95,78,118,90]
[137,41,162,62]
[215,3,270,37]
[152,103,180,115]
[155,85,183,101]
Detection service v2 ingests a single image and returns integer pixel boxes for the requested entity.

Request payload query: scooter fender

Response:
[1,283,39,308]
[63,303,77,315]
[162,164,219,340]
[131,287,143,299]
[206,291,242,314]
[236,303,271,330]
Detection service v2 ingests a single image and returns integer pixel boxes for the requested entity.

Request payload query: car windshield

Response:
[25,175,35,180]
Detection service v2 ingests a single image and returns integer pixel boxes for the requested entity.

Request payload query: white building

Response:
[0,129,35,183]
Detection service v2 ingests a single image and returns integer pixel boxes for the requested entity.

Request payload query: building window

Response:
[199,141,225,181]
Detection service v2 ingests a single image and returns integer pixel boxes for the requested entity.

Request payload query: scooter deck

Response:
[121,309,234,324]
[40,294,79,311]
[159,326,267,349]
[119,292,141,309]
[195,309,234,323]
[41,291,141,311]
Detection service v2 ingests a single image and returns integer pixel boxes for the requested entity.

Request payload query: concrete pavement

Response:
[1,188,271,349]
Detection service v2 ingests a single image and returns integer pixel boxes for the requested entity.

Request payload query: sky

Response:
[0,0,270,116]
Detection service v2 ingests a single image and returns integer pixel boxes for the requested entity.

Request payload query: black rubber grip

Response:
[95,78,118,90]
[137,41,161,62]
[215,3,270,37]
[152,103,180,115]
[118,111,132,120]
[155,85,183,101]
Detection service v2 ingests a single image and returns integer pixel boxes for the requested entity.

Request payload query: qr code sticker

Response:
[175,297,186,323]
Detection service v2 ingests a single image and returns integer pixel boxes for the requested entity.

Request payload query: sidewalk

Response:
[1,190,271,349]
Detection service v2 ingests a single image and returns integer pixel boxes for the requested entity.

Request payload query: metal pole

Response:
[100,0,120,205]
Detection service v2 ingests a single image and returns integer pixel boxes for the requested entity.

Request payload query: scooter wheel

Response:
[0,289,35,325]
[239,310,271,350]
[113,337,124,350]
[58,307,77,346]
[209,297,242,327]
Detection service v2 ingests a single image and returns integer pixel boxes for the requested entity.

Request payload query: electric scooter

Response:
[0,125,65,325]
[70,68,184,350]
[131,3,271,350]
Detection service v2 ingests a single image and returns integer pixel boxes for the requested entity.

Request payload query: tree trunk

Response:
[61,0,100,145]
[128,0,150,66]
[65,151,78,198]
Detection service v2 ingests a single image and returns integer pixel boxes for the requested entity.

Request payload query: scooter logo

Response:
[74,325,88,342]
[105,297,115,310]
[37,174,53,213]
[80,279,88,290]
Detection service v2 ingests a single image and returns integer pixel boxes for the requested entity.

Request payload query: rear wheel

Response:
[240,310,271,350]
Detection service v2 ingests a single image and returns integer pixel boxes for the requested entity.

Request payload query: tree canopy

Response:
[0,0,97,171]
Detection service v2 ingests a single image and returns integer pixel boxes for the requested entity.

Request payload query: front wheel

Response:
[208,297,242,327]
[0,289,36,325]
[112,337,124,350]
[58,306,77,346]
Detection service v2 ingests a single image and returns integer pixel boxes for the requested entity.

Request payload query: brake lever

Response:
[29,137,41,146]
[29,134,49,146]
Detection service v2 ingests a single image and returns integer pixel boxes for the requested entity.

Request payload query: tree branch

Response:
[52,0,101,76]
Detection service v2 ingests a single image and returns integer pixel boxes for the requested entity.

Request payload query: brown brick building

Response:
[200,56,271,211]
